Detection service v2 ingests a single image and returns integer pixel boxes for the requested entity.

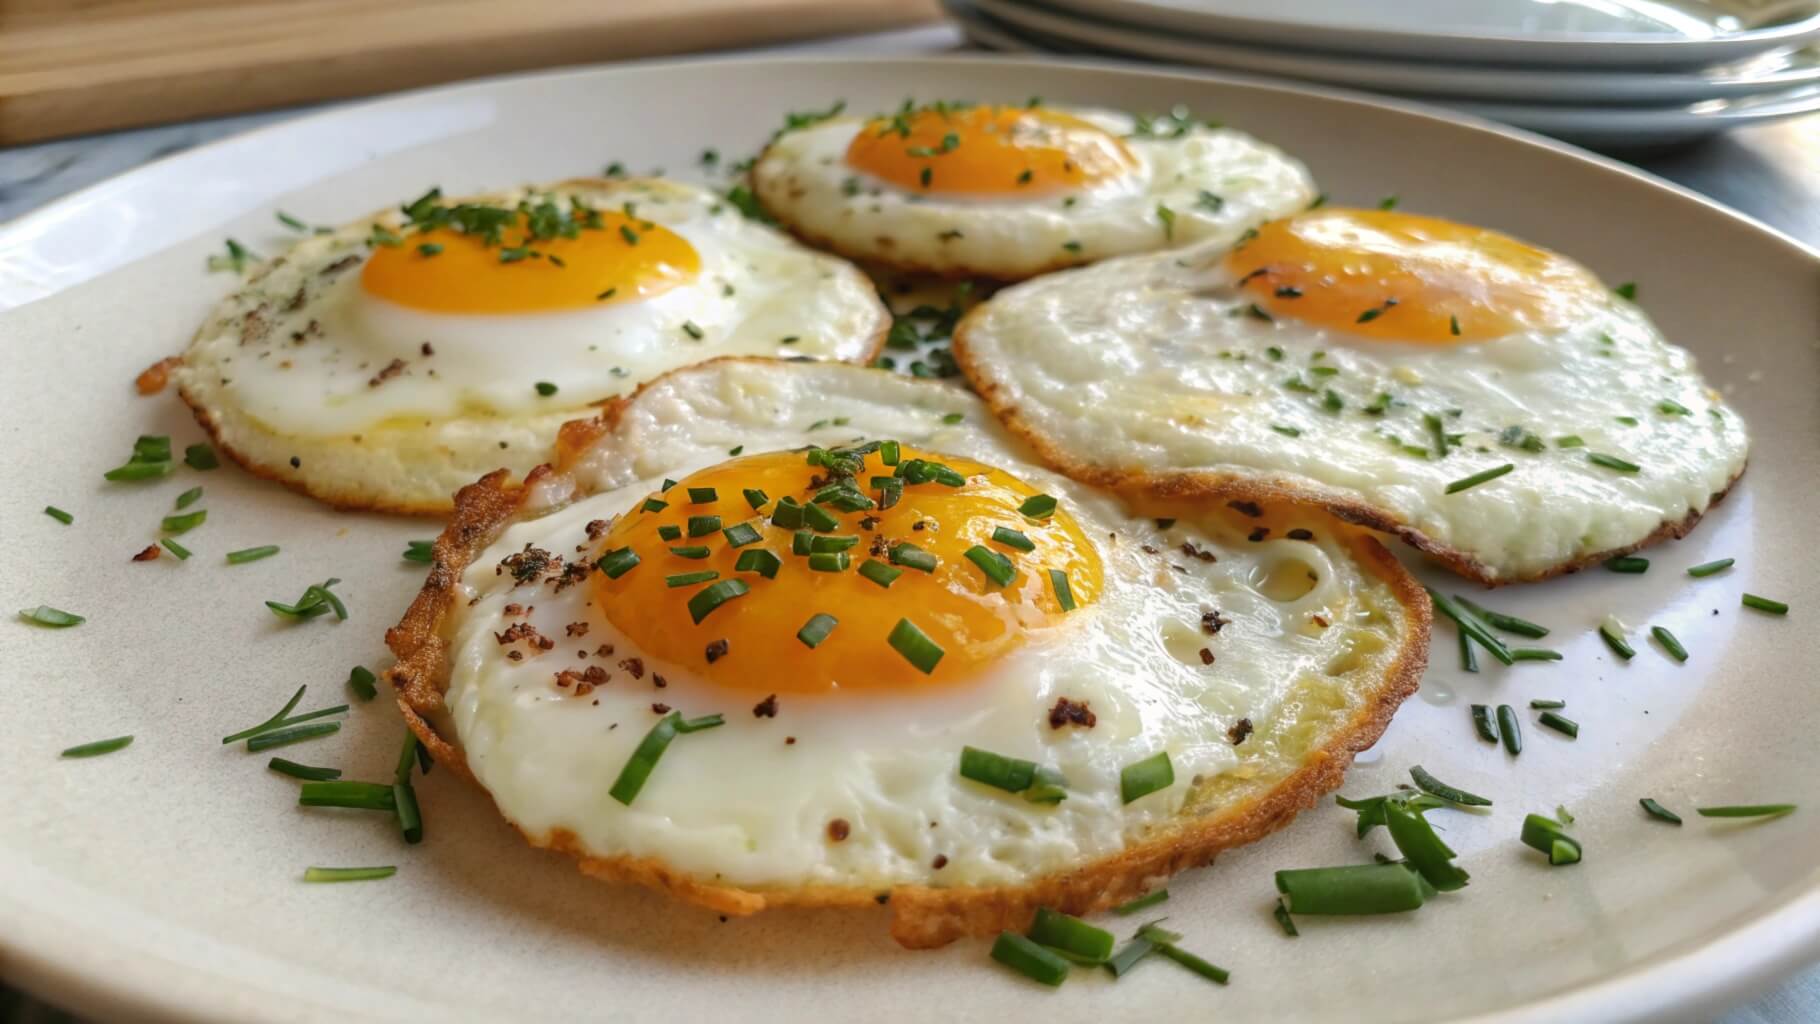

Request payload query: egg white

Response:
[752,105,1316,280]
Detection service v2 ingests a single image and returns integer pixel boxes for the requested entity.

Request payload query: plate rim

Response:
[2,50,1818,1024]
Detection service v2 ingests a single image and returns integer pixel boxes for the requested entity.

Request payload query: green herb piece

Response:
[161,538,192,560]
[1554,435,1585,448]
[959,746,1038,793]
[172,486,203,510]
[348,666,378,702]
[807,551,850,572]
[1510,648,1563,662]
[534,381,558,397]
[402,539,435,564]
[791,530,813,556]
[609,711,724,805]
[60,735,133,758]
[964,545,1015,587]
[1651,625,1688,662]
[796,612,838,648]
[1529,699,1566,709]
[1409,765,1492,807]
[268,758,340,781]
[990,931,1069,986]
[1018,494,1057,519]
[1030,907,1114,963]
[1599,620,1636,660]
[1156,203,1176,240]
[1383,798,1470,891]
[226,545,279,565]
[1742,593,1789,615]
[303,866,396,883]
[1445,463,1514,494]
[1588,452,1641,473]
[1639,798,1682,825]
[1615,415,1640,426]
[686,515,722,540]
[1426,588,1513,665]
[184,443,219,470]
[1114,890,1169,915]
[596,547,640,579]
[1471,704,1498,743]
[1497,704,1522,756]
[888,618,943,674]
[247,722,341,752]
[265,578,346,621]
[1137,926,1230,985]
[742,488,769,511]
[1686,558,1734,577]
[161,510,207,534]
[1047,569,1077,611]
[858,559,902,588]
[641,497,669,514]
[1105,935,1160,976]
[1605,555,1649,573]
[104,435,176,481]
[681,321,704,340]
[1696,804,1796,819]
[298,780,395,810]
[1274,862,1433,915]
[1120,751,1173,804]
[802,502,839,533]
[43,506,74,525]
[669,545,710,561]
[656,525,682,541]
[1537,711,1579,738]
[1613,282,1638,300]
[1657,398,1692,416]
[19,605,84,628]
[665,570,719,588]
[1454,596,1549,638]
[733,549,781,579]
[769,498,804,529]
[207,238,260,272]
[888,543,937,573]
[686,579,748,624]
[1521,813,1582,866]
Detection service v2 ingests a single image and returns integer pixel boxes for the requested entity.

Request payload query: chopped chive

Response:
[657,525,682,541]
[1537,711,1579,738]
[858,559,902,588]
[1657,398,1692,416]
[734,549,781,578]
[1615,415,1639,426]
[1554,434,1585,448]
[1426,588,1513,665]
[393,778,423,843]
[687,487,718,504]
[103,436,175,481]
[1529,699,1566,710]
[1640,798,1682,824]
[1651,625,1688,662]
[175,485,204,510]
[686,579,748,623]
[1605,556,1649,573]
[797,612,838,648]
[1138,929,1230,985]
[681,320,704,340]
[1592,623,1636,664]
[665,570,719,588]
[1588,452,1641,473]
[1459,630,1478,672]
[226,545,279,565]
[990,526,1034,552]
[1444,463,1513,494]
[1271,424,1302,437]
[963,545,1015,587]
[1018,494,1057,519]
[1454,597,1549,638]
[802,502,840,532]
[1742,593,1788,615]
[19,605,84,627]
[1120,751,1174,804]
[1510,647,1563,662]
[268,758,341,781]
[1273,899,1300,936]
[184,443,218,470]
[721,523,762,548]
[889,543,937,572]
[810,534,859,553]
[303,866,396,883]
[348,665,378,702]
[807,551,850,572]
[1696,804,1795,819]
[669,546,711,559]
[1471,704,1498,743]
[161,538,192,560]
[1030,907,1114,963]
[791,530,813,556]
[1687,558,1734,577]
[888,618,943,674]
[1114,890,1169,915]
[880,440,901,465]
[1409,766,1492,807]
[402,539,435,563]
[941,412,965,425]
[1521,814,1582,866]
[534,381,558,397]
[265,578,345,621]
[1613,282,1638,300]
[742,488,769,511]
[1497,704,1522,755]
[990,931,1069,987]
[641,497,669,513]
[1105,934,1160,976]
[43,506,73,525]
[60,735,133,758]
[1048,569,1077,611]
[1274,862,1433,915]
[959,746,1037,793]
[596,547,640,578]
[162,510,207,534]
[609,711,722,805]
[248,722,341,752]
[686,514,721,538]
[1383,798,1469,891]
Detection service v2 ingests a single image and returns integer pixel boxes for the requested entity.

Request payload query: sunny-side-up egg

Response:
[170,178,888,514]
[953,207,1750,583]
[750,101,1316,280]
[385,360,1427,948]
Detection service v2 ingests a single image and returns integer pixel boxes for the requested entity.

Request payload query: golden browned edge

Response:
[383,356,1431,948]
[157,178,891,518]
[949,310,1747,586]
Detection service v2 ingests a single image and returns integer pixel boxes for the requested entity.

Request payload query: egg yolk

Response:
[1226,208,1604,344]
[360,210,699,315]
[592,445,1101,694]
[845,105,1136,196]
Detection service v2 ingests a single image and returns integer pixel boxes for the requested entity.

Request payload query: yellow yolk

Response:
[360,210,699,315]
[845,105,1136,196]
[592,446,1101,694]
[1227,209,1604,343]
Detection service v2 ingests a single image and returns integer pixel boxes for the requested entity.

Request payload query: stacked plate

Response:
[946,0,1820,148]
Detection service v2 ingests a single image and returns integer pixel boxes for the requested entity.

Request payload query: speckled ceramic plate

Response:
[1,55,1817,1024]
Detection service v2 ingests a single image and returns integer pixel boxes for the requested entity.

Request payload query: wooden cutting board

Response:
[0,0,942,144]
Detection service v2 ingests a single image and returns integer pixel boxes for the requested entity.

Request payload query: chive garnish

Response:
[1048,569,1077,611]
[1454,597,1549,638]
[1409,766,1492,807]
[402,539,434,563]
[596,548,640,579]
[1599,621,1636,660]
[1521,814,1582,866]
[1471,704,1498,743]
[303,866,395,883]
[742,488,769,511]
[1461,629,1477,675]
[1018,494,1057,519]
[887,618,943,673]
[807,551,850,572]
[19,605,84,628]
[1383,798,1470,891]
[1105,934,1160,976]
[269,758,341,781]
[1274,862,1433,915]
[248,722,341,752]
[1272,424,1302,437]
[990,931,1069,987]
[43,506,73,525]
[1588,452,1641,473]
[1120,751,1174,804]
[665,570,718,588]
[686,579,748,623]
[991,526,1035,552]
[226,545,279,565]
[1686,558,1734,577]
[1510,647,1563,662]
[1537,711,1579,738]
[1615,415,1639,426]
[1554,435,1585,448]
[1137,926,1230,985]
[175,485,203,510]
[534,381,558,397]
[721,523,762,548]
[964,545,1015,587]
[1742,593,1789,615]
[1529,699,1566,709]
[299,780,395,810]
[687,487,718,504]
[1114,890,1169,915]
[810,534,859,553]
[1651,625,1688,662]
[1030,907,1114,963]
[1444,463,1513,494]
[888,543,937,572]
[608,711,725,805]
[1613,282,1638,300]
[265,578,346,621]
[734,549,780,578]
[348,665,378,701]
[657,525,682,541]
[959,746,1038,793]
[162,538,192,560]
[1605,556,1649,573]
[1427,588,1513,665]
[162,510,207,535]
[61,735,133,759]
[1274,900,1300,937]
[791,531,813,556]
[686,514,721,537]
[1639,798,1682,825]
[185,443,218,470]
[681,321,704,340]
[1696,804,1796,819]
[802,502,839,533]
[797,613,838,648]
[104,435,175,481]
[641,497,669,514]
[858,559,902,588]
[1497,704,1522,755]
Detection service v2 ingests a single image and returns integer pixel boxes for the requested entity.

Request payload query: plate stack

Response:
[946,0,1820,148]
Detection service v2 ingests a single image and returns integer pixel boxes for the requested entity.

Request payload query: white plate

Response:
[1452,84,1820,146]
[1033,0,1820,68]
[960,0,1820,104]
[2,55,1818,1024]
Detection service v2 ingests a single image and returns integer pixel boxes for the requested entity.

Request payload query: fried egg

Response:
[172,179,888,514]
[387,360,1426,947]
[751,102,1316,280]
[954,207,1750,583]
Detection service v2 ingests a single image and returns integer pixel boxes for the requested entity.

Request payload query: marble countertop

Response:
[0,20,1815,1024]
